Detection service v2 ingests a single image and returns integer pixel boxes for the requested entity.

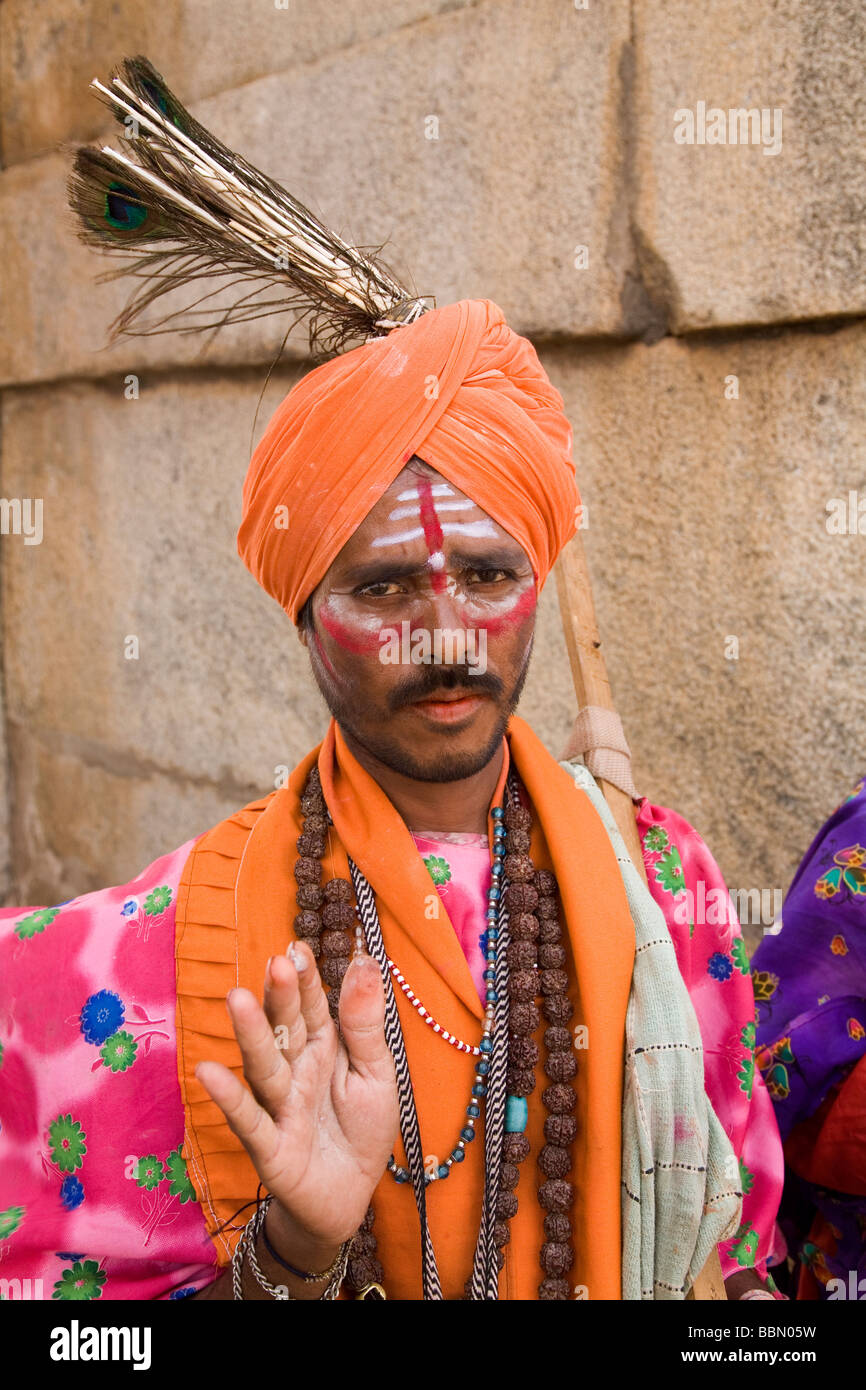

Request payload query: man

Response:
[1,298,783,1300]
[0,61,778,1302]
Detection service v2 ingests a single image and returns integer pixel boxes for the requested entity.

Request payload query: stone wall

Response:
[1,0,863,944]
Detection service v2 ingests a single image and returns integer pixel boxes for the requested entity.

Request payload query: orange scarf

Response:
[175,714,635,1298]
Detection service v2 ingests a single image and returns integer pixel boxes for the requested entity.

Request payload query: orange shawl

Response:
[175,714,635,1299]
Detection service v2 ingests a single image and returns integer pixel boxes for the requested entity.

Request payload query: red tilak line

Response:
[416,476,447,594]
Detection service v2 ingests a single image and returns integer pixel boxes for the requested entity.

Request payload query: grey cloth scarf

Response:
[559,760,743,1299]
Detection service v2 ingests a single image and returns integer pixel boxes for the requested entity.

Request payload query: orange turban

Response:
[237,298,579,625]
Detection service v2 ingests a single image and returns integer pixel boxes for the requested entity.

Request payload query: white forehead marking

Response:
[440,520,499,538]
[427,551,445,570]
[371,527,424,548]
[372,519,499,549]
[396,484,455,501]
[388,500,475,521]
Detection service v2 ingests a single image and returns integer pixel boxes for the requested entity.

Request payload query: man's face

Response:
[299,462,537,783]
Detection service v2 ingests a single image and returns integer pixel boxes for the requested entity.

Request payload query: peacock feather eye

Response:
[142,79,169,116]
[105,181,147,230]
[141,78,182,128]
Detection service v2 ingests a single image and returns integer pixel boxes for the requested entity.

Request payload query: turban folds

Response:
[237,298,579,625]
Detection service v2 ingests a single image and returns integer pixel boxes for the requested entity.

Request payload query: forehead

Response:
[335,464,524,565]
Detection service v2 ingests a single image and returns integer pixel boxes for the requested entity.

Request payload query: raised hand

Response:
[195,941,399,1270]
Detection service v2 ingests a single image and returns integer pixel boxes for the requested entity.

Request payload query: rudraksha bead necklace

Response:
[292,763,578,1299]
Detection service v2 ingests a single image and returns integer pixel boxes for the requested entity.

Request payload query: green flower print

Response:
[0,1205,25,1239]
[740,1020,756,1049]
[52,1259,106,1301]
[0,1038,4,1069]
[654,846,685,896]
[422,855,452,886]
[643,825,670,853]
[144,885,172,916]
[730,1222,759,1268]
[134,1155,164,1190]
[48,1115,87,1173]
[738,1158,755,1196]
[14,907,60,940]
[166,1147,197,1204]
[737,1054,755,1100]
[99,1030,138,1073]
[731,937,750,976]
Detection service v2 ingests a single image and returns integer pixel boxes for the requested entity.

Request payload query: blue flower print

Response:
[169,1286,198,1299]
[707,952,734,982]
[80,990,125,1046]
[121,897,139,918]
[56,1252,85,1261]
[60,1175,85,1210]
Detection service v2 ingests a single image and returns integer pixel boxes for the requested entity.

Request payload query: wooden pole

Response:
[553,532,727,1302]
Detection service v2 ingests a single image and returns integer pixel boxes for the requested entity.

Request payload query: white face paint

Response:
[440,520,500,539]
[396,483,455,501]
[388,500,475,521]
[370,518,499,548]
[371,527,425,548]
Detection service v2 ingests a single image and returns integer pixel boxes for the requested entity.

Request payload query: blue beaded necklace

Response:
[387,803,506,1185]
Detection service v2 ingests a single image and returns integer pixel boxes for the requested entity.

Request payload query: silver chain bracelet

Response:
[231,1195,351,1300]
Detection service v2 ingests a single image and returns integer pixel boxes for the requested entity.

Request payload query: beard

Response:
[307,632,534,784]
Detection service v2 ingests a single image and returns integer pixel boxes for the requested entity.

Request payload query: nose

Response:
[414,571,466,638]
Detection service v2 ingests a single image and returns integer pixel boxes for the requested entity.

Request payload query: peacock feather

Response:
[67,55,430,356]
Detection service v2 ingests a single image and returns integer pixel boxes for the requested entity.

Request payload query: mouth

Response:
[404,688,491,725]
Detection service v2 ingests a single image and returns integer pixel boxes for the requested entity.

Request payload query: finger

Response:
[290,940,333,1042]
[195,1059,282,1186]
[264,952,308,1065]
[226,986,293,1116]
[338,954,393,1082]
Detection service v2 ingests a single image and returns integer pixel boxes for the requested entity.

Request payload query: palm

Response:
[196,943,398,1248]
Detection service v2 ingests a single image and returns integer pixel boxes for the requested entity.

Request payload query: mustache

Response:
[389,664,504,712]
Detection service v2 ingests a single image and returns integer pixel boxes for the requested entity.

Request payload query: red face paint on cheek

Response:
[312,629,337,678]
[473,585,537,636]
[416,477,447,594]
[318,603,383,655]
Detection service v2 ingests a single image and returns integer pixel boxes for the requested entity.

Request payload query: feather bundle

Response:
[67,55,430,357]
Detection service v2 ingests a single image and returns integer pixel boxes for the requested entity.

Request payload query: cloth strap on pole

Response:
[560,706,639,800]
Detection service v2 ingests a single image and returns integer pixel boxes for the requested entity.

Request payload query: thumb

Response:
[338,953,392,1080]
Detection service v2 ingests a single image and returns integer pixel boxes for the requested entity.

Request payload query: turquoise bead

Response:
[504,1095,529,1134]
[437,1164,449,1180]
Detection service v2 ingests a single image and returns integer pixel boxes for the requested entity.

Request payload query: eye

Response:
[467,567,513,584]
[354,581,404,598]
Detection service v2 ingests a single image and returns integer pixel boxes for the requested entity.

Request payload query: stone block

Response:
[544,321,866,922]
[0,0,635,386]
[633,0,866,329]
